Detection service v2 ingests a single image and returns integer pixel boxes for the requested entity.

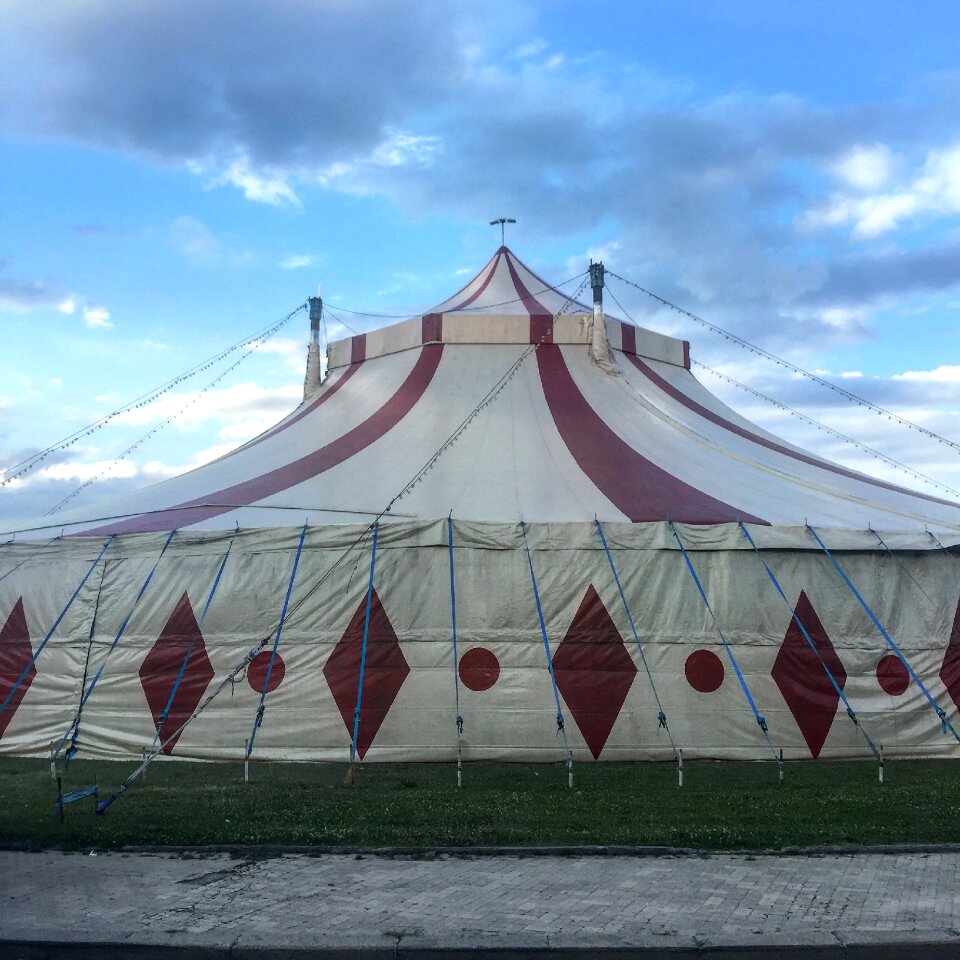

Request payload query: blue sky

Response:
[2,0,960,520]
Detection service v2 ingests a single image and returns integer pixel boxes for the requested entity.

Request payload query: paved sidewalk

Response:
[2,849,960,958]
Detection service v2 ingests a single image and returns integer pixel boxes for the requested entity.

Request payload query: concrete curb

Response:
[104,841,960,858]
[6,934,960,959]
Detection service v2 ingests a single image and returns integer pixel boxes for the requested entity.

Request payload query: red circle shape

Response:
[685,649,724,693]
[876,654,909,696]
[247,651,286,694]
[459,647,500,692]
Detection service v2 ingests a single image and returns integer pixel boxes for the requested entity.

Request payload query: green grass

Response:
[2,757,959,852]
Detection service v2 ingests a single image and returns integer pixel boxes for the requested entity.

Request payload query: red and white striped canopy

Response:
[6,247,960,537]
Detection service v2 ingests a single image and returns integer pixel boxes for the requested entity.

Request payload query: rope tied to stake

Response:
[520,521,573,769]
[448,517,465,745]
[739,522,881,761]
[808,523,960,745]
[350,522,380,765]
[246,523,308,762]
[670,521,781,768]
[595,518,679,758]
[0,536,114,728]
[57,530,176,764]
[152,531,238,750]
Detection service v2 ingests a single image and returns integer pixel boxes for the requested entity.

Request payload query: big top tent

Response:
[2,246,960,769]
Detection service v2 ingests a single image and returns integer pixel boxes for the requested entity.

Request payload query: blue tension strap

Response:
[153,532,238,750]
[54,785,99,817]
[0,536,113,723]
[57,530,176,760]
[595,519,677,753]
[670,522,780,761]
[740,522,880,761]
[808,524,960,743]
[521,522,572,754]
[247,523,308,761]
[448,517,463,735]
[351,523,379,764]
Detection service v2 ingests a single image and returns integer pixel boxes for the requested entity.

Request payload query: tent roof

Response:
[4,247,960,539]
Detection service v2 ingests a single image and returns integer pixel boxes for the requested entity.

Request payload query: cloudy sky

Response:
[2,0,960,520]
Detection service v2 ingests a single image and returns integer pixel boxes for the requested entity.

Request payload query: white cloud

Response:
[83,307,112,329]
[38,459,137,483]
[279,254,313,270]
[112,380,301,429]
[829,143,895,191]
[169,215,220,262]
[802,142,960,238]
[57,298,76,315]
[217,157,300,207]
[513,38,548,60]
[892,365,960,383]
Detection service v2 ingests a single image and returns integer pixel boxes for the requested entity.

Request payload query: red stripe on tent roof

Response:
[351,334,366,364]
[85,345,445,534]
[505,251,551,317]
[620,324,637,355]
[537,345,767,524]
[624,353,959,509]
[447,249,504,312]
[422,313,442,344]
[221,361,362,458]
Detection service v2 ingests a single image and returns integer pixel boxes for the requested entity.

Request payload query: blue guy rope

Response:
[740,522,880,760]
[0,560,26,585]
[521,521,573,785]
[448,516,464,785]
[152,530,238,751]
[56,529,176,762]
[67,564,108,765]
[807,523,960,744]
[669,521,782,769]
[246,523,308,763]
[0,536,114,726]
[350,522,380,765]
[595,518,679,760]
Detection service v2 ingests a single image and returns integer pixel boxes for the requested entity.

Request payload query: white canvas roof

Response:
[5,246,960,538]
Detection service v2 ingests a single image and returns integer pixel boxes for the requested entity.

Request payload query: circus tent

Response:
[2,246,960,768]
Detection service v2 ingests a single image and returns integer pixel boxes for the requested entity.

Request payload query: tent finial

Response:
[489,217,516,246]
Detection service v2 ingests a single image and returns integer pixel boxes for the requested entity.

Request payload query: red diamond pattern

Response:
[323,588,409,759]
[139,592,215,755]
[940,596,960,713]
[0,598,35,740]
[552,585,637,759]
[771,591,846,758]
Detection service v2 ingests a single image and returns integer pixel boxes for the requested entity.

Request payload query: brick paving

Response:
[2,850,960,956]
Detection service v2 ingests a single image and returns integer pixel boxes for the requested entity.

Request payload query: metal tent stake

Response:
[879,745,884,784]
[778,748,784,783]
[49,741,56,780]
[678,748,683,788]
[568,758,574,790]
[457,756,462,789]
[244,739,250,783]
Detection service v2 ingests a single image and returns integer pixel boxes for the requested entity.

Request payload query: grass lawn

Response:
[1,756,958,852]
